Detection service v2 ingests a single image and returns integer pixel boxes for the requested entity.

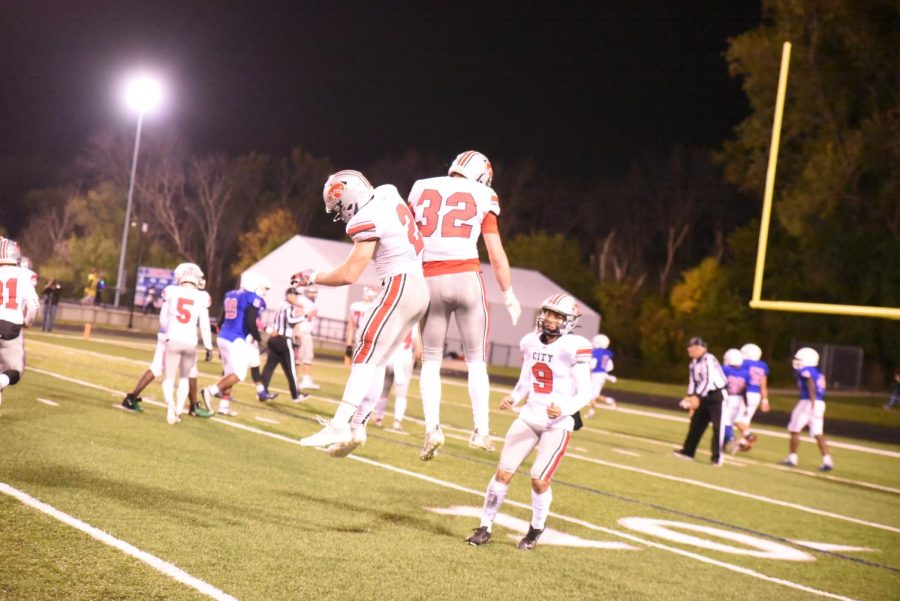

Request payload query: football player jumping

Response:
[466,293,592,551]
[0,237,40,408]
[408,150,521,461]
[294,170,429,457]
[157,263,213,424]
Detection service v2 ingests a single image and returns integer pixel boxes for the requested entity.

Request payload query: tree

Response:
[231,207,298,277]
[504,233,596,303]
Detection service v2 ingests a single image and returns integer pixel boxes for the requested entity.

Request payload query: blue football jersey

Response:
[591,348,614,374]
[723,365,748,396]
[218,289,265,342]
[742,359,769,394]
[795,366,826,400]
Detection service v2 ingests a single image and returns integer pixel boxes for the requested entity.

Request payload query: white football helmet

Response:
[723,348,744,367]
[536,293,580,336]
[0,237,22,266]
[362,286,377,302]
[448,150,493,187]
[240,271,262,294]
[592,334,610,349]
[304,284,318,300]
[792,347,820,369]
[323,170,374,223]
[741,343,762,361]
[174,262,204,287]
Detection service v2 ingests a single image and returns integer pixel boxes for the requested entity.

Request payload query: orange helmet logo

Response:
[326,181,346,202]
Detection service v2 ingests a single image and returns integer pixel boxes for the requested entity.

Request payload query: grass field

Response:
[2,330,898,600]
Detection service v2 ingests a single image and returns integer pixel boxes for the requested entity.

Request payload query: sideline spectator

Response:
[143,287,158,314]
[41,279,62,332]
[884,367,900,411]
[81,268,98,305]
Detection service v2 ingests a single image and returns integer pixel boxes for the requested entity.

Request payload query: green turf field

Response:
[2,331,898,600]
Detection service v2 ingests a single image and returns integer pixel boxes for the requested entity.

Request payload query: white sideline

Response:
[0,482,237,601]
[20,368,869,600]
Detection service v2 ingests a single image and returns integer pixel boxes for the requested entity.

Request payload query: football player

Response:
[122,265,214,417]
[408,150,521,461]
[735,343,770,451]
[200,271,268,416]
[721,348,748,453]
[585,334,616,417]
[294,285,320,390]
[780,348,833,471]
[465,293,592,551]
[294,169,429,456]
[0,238,40,408]
[373,323,422,431]
[344,286,377,366]
[157,263,213,424]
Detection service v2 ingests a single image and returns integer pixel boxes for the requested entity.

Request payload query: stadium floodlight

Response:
[113,71,166,307]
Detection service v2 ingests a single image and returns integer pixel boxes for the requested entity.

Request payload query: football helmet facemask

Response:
[323,170,374,223]
[448,150,493,187]
[0,237,22,266]
[536,293,580,337]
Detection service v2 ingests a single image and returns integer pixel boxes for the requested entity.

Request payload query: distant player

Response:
[373,323,422,431]
[466,293,592,550]
[200,271,268,416]
[345,286,377,366]
[122,267,214,416]
[780,347,833,471]
[408,150,521,461]
[294,169,429,457]
[0,238,40,407]
[721,348,748,453]
[295,285,320,390]
[157,263,213,424]
[585,334,616,417]
[735,343,770,452]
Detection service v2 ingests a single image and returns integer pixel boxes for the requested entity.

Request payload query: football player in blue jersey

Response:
[734,343,770,452]
[585,334,616,417]
[780,347,833,471]
[721,348,748,454]
[200,272,268,416]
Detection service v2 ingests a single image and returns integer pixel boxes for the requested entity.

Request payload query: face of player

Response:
[540,309,566,339]
[687,345,706,359]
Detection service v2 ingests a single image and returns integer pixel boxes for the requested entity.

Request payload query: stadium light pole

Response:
[113,72,165,307]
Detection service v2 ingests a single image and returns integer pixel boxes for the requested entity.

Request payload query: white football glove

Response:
[503,288,521,326]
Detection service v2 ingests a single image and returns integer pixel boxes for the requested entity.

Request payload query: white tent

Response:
[244,235,601,367]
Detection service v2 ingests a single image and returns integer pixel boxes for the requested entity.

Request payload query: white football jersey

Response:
[296,295,317,334]
[515,331,593,429]
[159,285,212,349]
[348,300,372,343]
[408,175,500,264]
[0,265,40,326]
[346,184,424,279]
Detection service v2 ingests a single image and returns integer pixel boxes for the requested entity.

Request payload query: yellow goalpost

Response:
[749,42,900,320]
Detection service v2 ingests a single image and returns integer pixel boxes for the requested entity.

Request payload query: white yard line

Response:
[36,398,59,407]
[612,448,641,457]
[0,482,237,601]
[254,416,280,425]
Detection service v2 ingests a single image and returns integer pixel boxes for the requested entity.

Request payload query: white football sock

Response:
[256,383,265,393]
[788,453,798,464]
[207,384,220,396]
[394,395,407,422]
[374,396,389,422]
[176,378,189,415]
[0,374,9,389]
[333,363,377,425]
[161,379,175,405]
[822,453,833,466]
[419,360,442,432]
[467,361,490,434]
[531,487,553,530]
[351,365,386,427]
[480,476,508,530]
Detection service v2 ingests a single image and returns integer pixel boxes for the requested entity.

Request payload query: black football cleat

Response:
[516,526,544,551]
[121,394,143,413]
[465,526,492,546]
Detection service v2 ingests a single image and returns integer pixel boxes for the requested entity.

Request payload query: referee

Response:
[674,337,728,466]
[260,288,308,403]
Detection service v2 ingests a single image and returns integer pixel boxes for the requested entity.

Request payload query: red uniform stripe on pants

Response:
[354,275,404,364]
[539,431,570,481]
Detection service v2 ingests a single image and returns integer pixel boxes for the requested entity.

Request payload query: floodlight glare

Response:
[122,73,165,115]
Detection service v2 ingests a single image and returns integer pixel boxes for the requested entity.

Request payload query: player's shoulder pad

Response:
[564,334,594,364]
[519,331,539,353]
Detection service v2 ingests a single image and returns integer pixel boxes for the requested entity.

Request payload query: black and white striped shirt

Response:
[687,352,728,397]
[271,301,303,337]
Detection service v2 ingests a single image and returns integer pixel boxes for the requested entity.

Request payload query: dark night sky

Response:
[1,1,760,179]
